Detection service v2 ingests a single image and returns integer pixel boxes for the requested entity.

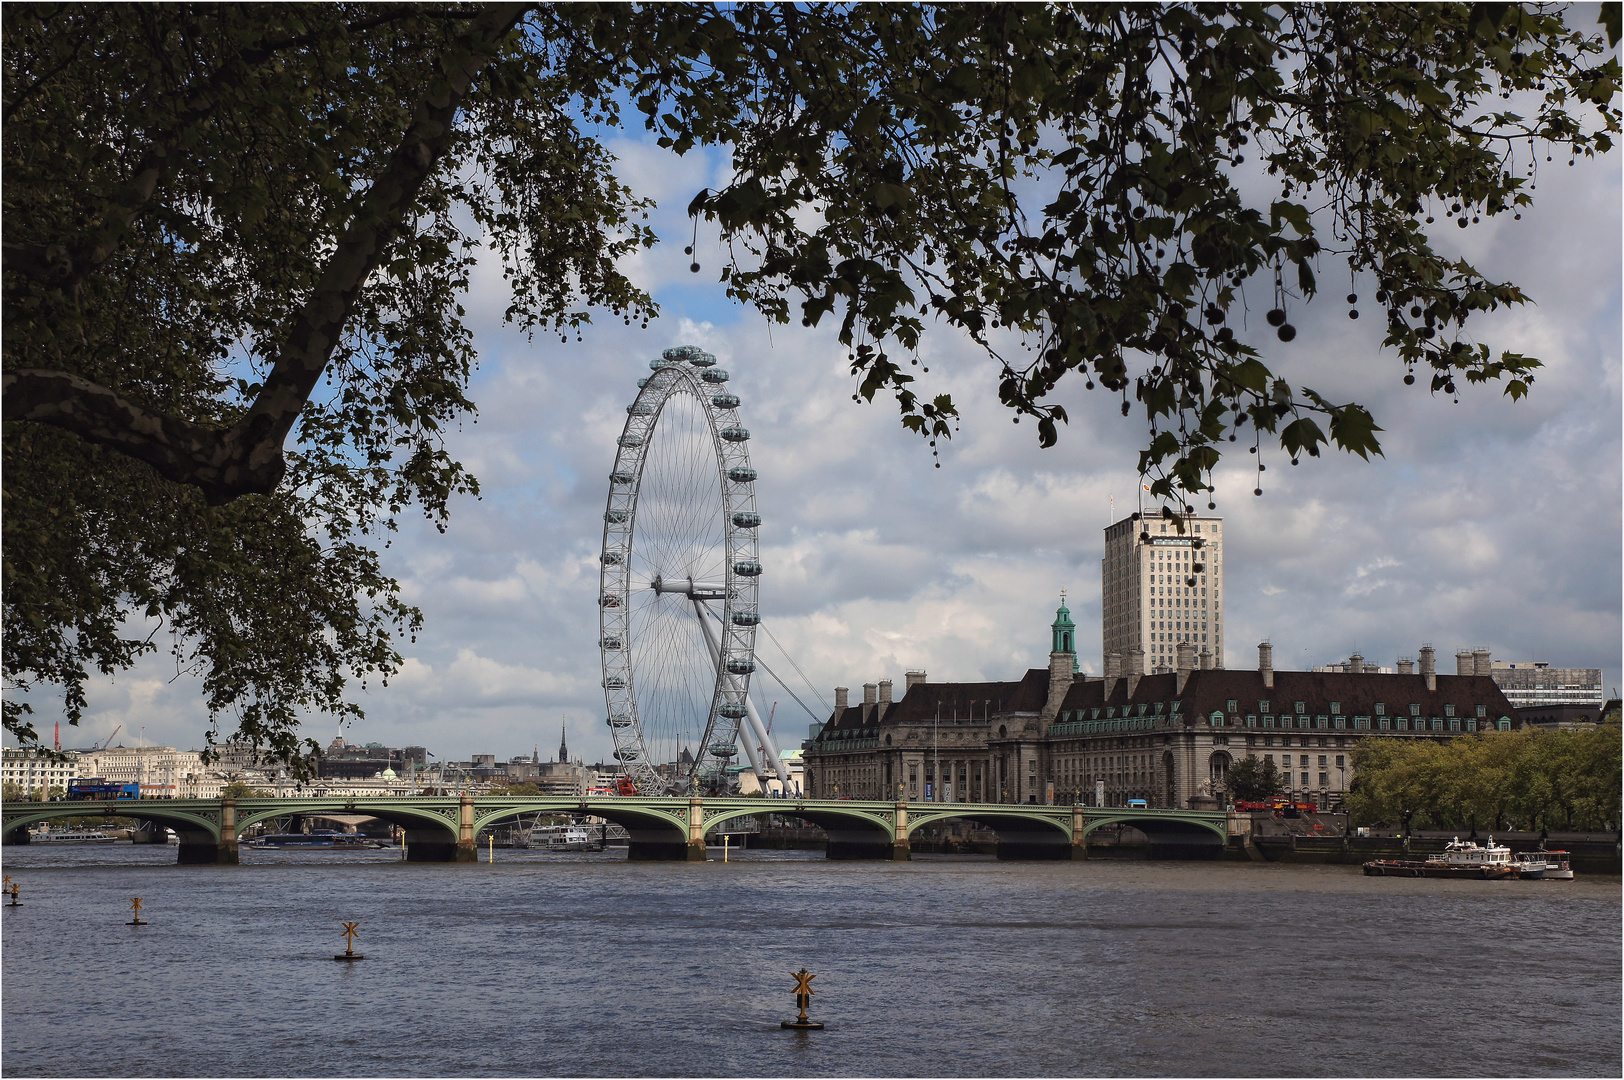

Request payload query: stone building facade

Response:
[803,603,1524,810]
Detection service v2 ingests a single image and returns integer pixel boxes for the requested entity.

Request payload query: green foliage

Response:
[1346,724,1622,832]
[490,781,542,797]
[3,4,1616,771]
[219,780,272,799]
[1,781,22,803]
[1225,755,1285,802]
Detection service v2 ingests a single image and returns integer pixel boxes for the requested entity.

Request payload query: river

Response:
[2,845,1618,1077]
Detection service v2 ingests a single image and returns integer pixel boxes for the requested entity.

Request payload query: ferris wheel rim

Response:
[598,347,759,795]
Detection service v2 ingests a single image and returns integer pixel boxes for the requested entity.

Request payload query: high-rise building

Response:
[1103,513,1224,674]
[1487,660,1603,708]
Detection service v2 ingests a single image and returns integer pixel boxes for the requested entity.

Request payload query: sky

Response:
[39,82,1623,765]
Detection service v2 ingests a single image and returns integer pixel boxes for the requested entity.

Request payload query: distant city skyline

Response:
[24,129,1621,765]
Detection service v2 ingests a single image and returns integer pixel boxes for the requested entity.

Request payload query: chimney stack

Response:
[862,682,877,721]
[1259,641,1274,690]
[1455,650,1472,676]
[1104,651,1122,699]
[905,670,927,692]
[1175,641,1195,694]
[1199,646,1213,671]
[1419,646,1436,691]
[1472,648,1491,677]
[878,679,893,705]
[834,686,849,715]
[1397,658,1414,674]
[1126,647,1145,696]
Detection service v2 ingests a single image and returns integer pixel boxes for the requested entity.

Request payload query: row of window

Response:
[1263,754,1345,769]
[1228,699,1488,719]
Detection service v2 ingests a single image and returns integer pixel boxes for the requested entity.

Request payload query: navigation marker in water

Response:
[781,968,823,1030]
[127,897,146,925]
[333,920,364,961]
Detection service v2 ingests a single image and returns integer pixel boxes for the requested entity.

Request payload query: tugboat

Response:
[1364,837,1520,879]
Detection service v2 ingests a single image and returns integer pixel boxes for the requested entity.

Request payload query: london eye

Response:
[598,346,789,794]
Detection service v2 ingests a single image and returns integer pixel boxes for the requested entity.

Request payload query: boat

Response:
[531,823,603,852]
[242,830,381,849]
[29,826,117,844]
[1363,837,1520,879]
[1517,850,1573,880]
[1512,854,1546,880]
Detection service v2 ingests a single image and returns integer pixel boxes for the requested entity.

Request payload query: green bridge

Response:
[0,796,1231,864]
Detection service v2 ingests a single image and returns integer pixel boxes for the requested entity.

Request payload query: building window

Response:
[1449,719,1461,732]
[1335,755,1345,768]
[1410,704,1421,717]
[1445,704,1456,718]
[1330,702,1341,715]
[1318,772,1328,787]
[1475,704,1487,718]
[1378,718,1390,731]
[1466,720,1477,732]
[1246,715,1257,728]
[1373,702,1385,716]
[1334,717,1346,730]
[1259,700,1271,713]
[1498,719,1511,732]
[1431,719,1444,732]
[1317,755,1327,767]
[1316,717,1328,730]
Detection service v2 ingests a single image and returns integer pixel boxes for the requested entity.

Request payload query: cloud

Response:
[38,114,1621,762]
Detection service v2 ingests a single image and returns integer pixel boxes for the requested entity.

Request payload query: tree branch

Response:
[3,2,532,504]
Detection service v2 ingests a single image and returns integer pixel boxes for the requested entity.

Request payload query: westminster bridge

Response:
[0,795,1231,864]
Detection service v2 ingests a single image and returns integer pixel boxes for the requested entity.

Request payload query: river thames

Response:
[1,845,1618,1077]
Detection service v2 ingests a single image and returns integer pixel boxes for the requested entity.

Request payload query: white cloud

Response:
[32,112,1621,761]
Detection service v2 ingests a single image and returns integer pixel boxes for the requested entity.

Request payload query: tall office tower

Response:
[1102,513,1224,674]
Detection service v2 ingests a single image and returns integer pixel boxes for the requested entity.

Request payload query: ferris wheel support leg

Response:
[743,696,791,790]
[692,600,766,783]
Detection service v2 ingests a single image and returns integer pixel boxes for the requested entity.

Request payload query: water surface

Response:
[2,845,1618,1077]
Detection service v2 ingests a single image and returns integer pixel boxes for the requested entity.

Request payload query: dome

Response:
[381,767,397,779]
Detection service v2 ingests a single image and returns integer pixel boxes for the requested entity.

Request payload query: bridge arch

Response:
[706,800,899,859]
[1078,811,1227,846]
[905,807,1074,859]
[2,802,224,848]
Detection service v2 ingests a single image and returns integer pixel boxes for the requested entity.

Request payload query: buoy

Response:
[781,967,824,1030]
[333,920,365,961]
[127,897,147,925]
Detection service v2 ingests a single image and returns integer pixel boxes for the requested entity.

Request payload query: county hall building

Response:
[803,514,1523,809]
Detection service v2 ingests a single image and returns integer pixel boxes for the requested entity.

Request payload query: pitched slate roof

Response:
[821,669,1050,730]
[1057,668,1519,722]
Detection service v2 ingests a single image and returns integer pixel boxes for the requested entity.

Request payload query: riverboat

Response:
[531,823,603,852]
[243,830,381,849]
[29,826,117,844]
[1363,837,1520,879]
[1370,831,1520,876]
[1515,850,1573,880]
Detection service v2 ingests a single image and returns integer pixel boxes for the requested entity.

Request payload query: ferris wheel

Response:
[598,345,788,795]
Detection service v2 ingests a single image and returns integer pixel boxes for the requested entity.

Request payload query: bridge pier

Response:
[178,798,238,864]
[2,827,29,846]
[686,797,707,862]
[455,794,478,863]
[891,802,911,861]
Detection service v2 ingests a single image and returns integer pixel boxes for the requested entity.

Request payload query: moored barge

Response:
[1363,837,1521,879]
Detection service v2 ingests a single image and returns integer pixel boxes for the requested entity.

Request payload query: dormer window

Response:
[1330,702,1341,715]
[1374,703,1385,716]
[1226,699,1238,713]
[1476,705,1486,718]
[1410,704,1422,717]
[1294,701,1306,713]
[1259,700,1270,713]
[1445,704,1456,718]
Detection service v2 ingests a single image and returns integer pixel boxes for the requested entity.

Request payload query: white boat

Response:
[1512,854,1547,879]
[29,827,117,844]
[1519,850,1573,879]
[531,823,603,852]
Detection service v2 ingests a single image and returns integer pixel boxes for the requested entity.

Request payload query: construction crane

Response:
[89,725,122,752]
